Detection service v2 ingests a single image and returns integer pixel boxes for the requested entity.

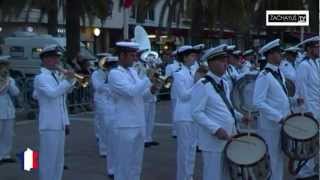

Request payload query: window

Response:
[32,48,43,58]
[9,46,24,58]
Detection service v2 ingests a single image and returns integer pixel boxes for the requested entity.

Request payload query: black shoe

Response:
[108,174,114,179]
[100,155,107,158]
[149,141,160,146]
[64,165,69,170]
[196,146,202,153]
[0,158,16,163]
[144,142,152,148]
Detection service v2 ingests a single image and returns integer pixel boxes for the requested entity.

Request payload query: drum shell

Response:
[281,113,319,161]
[224,133,271,180]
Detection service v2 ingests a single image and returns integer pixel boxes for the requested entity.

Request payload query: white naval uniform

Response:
[223,65,243,91]
[102,71,116,176]
[172,64,197,180]
[0,77,19,160]
[295,57,320,178]
[240,60,252,73]
[165,60,181,136]
[33,68,73,180]
[191,72,239,180]
[143,91,157,143]
[91,69,108,156]
[108,66,151,180]
[253,63,291,180]
[279,59,297,82]
[134,60,158,143]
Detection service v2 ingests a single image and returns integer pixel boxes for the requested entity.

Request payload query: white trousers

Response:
[39,130,65,180]
[0,119,14,160]
[114,127,145,180]
[105,126,115,175]
[175,122,197,180]
[144,102,156,143]
[202,151,229,180]
[171,99,177,136]
[95,102,107,156]
[258,128,284,180]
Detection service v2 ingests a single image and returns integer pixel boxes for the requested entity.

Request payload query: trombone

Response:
[55,65,90,88]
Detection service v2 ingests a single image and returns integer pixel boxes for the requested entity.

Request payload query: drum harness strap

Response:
[204,75,239,133]
[264,68,288,96]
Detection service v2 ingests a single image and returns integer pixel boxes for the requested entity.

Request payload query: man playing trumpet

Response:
[33,45,75,180]
[0,55,20,164]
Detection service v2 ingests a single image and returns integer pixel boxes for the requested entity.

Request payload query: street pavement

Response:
[0,100,315,180]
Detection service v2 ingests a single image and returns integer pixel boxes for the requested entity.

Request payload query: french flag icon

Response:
[17,148,39,171]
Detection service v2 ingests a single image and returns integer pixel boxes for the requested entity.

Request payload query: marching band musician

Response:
[279,47,300,82]
[191,44,250,180]
[253,39,303,180]
[101,55,119,178]
[108,41,159,180]
[165,50,181,138]
[91,57,109,157]
[172,45,201,180]
[0,55,20,164]
[295,36,320,179]
[241,49,255,73]
[141,52,160,147]
[33,45,75,180]
[224,48,245,91]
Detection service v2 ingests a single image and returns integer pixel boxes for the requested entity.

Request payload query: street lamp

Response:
[93,28,101,37]
[93,28,101,55]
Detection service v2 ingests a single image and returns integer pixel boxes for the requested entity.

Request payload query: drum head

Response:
[283,114,319,140]
[231,74,259,115]
[226,134,266,165]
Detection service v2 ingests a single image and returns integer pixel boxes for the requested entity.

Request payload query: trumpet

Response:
[55,65,90,88]
[147,68,172,89]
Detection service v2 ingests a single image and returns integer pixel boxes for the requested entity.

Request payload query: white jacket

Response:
[172,64,196,122]
[0,77,20,120]
[33,68,73,130]
[165,61,181,100]
[108,66,151,128]
[279,59,297,82]
[91,69,110,105]
[191,72,238,152]
[295,58,320,120]
[253,63,290,130]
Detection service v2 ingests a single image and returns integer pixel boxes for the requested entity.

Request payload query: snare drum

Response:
[281,113,319,160]
[224,133,271,180]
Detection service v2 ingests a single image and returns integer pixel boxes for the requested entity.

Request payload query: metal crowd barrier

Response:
[14,76,93,116]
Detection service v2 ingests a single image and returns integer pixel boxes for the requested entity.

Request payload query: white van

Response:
[3,31,96,77]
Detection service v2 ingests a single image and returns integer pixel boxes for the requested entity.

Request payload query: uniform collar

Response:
[208,71,222,84]
[265,63,279,71]
[41,67,56,74]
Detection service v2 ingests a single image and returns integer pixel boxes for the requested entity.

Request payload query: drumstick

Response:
[232,138,256,146]
[247,111,251,137]
[285,123,308,132]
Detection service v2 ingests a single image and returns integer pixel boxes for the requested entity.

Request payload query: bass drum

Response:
[281,113,319,160]
[231,73,259,116]
[224,133,271,180]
